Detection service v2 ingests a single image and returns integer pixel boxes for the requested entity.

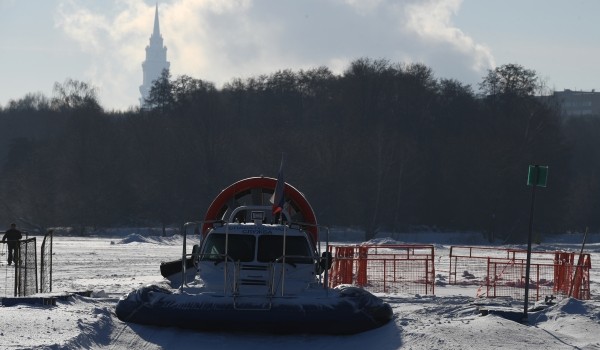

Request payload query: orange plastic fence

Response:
[328,244,435,295]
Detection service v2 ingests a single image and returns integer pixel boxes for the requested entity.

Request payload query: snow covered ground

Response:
[0,231,599,349]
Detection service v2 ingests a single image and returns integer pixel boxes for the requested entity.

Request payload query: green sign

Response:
[527,165,548,187]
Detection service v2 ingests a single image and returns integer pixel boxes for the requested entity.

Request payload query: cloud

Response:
[56,0,150,109]
[403,0,495,72]
[56,0,495,110]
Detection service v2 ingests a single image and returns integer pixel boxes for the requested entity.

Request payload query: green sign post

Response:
[523,165,548,322]
[527,165,548,187]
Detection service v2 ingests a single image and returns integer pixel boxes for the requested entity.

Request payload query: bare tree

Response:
[51,79,100,111]
[479,63,540,97]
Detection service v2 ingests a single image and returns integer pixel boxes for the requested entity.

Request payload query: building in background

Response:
[551,89,600,118]
[139,4,170,107]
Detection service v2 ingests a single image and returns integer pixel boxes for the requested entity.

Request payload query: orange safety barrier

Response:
[328,244,435,295]
[554,252,574,295]
[331,246,355,285]
[476,253,591,301]
[449,246,564,285]
[356,246,368,287]
[569,253,591,300]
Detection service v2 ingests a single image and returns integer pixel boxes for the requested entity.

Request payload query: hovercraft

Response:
[116,177,393,334]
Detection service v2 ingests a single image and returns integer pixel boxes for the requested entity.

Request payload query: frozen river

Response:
[0,233,598,349]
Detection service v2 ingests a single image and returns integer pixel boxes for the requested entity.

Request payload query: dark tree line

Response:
[0,60,596,241]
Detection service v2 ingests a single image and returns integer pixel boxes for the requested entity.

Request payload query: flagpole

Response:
[271,154,286,223]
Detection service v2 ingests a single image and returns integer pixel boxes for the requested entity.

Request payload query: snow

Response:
[1,231,599,349]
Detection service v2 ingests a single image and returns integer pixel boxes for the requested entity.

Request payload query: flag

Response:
[271,156,285,215]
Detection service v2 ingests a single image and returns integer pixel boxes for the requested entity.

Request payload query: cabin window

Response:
[257,236,313,264]
[201,234,256,262]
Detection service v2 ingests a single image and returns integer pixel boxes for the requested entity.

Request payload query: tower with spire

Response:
[139,4,170,107]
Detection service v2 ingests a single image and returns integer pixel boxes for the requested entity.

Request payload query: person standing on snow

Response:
[2,223,22,265]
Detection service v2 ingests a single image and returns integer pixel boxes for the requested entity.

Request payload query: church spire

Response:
[140,3,170,107]
[153,4,160,37]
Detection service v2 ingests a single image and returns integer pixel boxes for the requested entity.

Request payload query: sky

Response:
[0,0,599,111]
